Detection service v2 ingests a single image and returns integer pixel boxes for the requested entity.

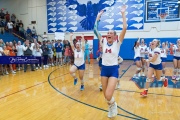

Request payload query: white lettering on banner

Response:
[9,57,39,63]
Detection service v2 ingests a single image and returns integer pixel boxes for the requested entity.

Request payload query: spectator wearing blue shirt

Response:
[55,40,63,66]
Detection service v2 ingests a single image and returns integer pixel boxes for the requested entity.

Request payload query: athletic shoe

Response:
[99,85,102,91]
[6,71,9,75]
[172,75,176,80]
[108,102,118,118]
[163,78,168,87]
[74,78,78,85]
[40,67,42,70]
[140,90,148,97]
[36,67,38,70]
[116,84,120,89]
[80,84,84,91]
[141,73,145,77]
[12,71,16,74]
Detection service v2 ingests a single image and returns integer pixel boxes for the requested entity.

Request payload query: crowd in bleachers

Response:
[0,9,38,42]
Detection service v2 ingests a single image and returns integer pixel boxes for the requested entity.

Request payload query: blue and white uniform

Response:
[173,45,180,60]
[74,48,85,70]
[140,45,147,58]
[160,48,167,62]
[134,46,141,62]
[149,47,162,70]
[100,38,121,78]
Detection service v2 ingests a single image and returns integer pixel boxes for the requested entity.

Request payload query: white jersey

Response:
[16,45,24,56]
[149,47,161,65]
[0,47,3,56]
[134,47,140,59]
[160,48,167,58]
[74,49,84,66]
[139,45,147,57]
[101,38,121,66]
[173,45,180,57]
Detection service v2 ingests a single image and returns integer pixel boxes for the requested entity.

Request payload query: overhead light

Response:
[155,3,159,5]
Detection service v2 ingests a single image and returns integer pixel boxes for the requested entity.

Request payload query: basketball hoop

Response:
[158,13,168,22]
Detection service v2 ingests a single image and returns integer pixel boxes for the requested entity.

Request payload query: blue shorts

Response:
[161,57,167,62]
[149,63,162,70]
[173,56,180,60]
[101,65,119,78]
[99,58,102,67]
[134,57,141,62]
[74,63,85,70]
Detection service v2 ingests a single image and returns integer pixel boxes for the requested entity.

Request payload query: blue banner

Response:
[0,56,41,64]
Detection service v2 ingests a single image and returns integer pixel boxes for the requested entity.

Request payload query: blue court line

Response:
[119,64,132,78]
[48,68,147,120]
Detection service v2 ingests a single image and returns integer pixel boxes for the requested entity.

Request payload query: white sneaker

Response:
[36,67,38,70]
[43,65,45,68]
[176,76,180,81]
[108,102,118,118]
[40,67,42,70]
[12,71,16,74]
[116,84,120,89]
[141,73,145,76]
[138,73,141,77]
[18,68,20,71]
[52,63,54,66]
[99,85,102,91]
[46,65,49,68]
[6,71,9,75]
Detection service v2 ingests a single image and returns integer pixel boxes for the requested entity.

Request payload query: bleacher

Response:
[0,31,24,43]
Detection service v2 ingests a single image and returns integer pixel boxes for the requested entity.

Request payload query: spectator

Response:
[0,39,5,48]
[0,10,5,25]
[42,32,48,41]
[19,20,23,27]
[41,41,49,68]
[16,41,24,70]
[7,21,13,34]
[35,44,42,70]
[19,24,25,39]
[3,46,9,75]
[31,26,36,37]
[7,42,16,74]
[16,19,19,31]
[11,14,16,24]
[23,40,34,72]
[55,40,63,66]
[0,44,4,75]
[5,11,10,23]
[47,40,54,66]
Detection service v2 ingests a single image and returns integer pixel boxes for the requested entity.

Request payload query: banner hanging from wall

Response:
[47,0,145,33]
[0,56,41,64]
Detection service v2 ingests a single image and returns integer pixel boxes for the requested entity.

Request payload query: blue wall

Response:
[93,38,179,61]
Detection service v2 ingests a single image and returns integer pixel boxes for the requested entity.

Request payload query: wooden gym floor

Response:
[0,60,180,120]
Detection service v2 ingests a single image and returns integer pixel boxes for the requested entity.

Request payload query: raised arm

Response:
[69,33,75,52]
[94,10,104,41]
[81,34,85,51]
[119,6,127,42]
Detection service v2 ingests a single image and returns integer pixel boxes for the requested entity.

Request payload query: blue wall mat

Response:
[93,39,99,58]
[47,0,145,33]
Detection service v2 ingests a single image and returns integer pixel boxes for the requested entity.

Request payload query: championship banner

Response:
[0,56,41,64]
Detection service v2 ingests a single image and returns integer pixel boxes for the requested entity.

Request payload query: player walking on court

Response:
[140,39,168,97]
[94,6,127,118]
[69,33,86,91]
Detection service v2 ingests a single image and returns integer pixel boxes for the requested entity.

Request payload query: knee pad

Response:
[146,78,152,82]
[137,67,142,71]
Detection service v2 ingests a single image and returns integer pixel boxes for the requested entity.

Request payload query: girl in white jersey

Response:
[160,42,168,78]
[171,39,180,80]
[69,33,85,91]
[140,39,168,97]
[145,42,152,69]
[133,40,142,79]
[139,39,147,76]
[94,6,127,118]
